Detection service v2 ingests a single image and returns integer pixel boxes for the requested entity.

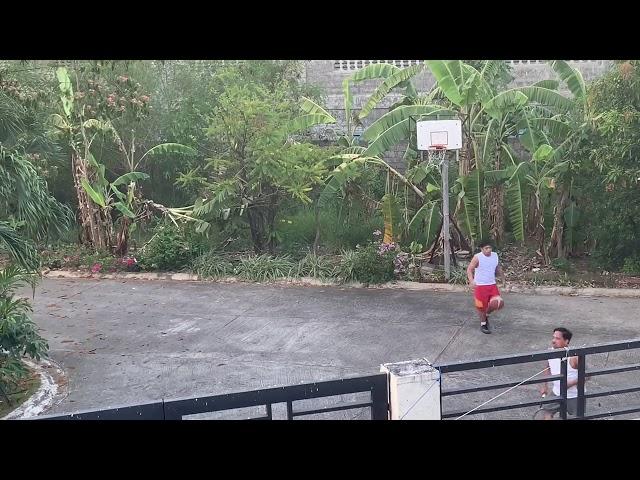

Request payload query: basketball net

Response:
[427,145,448,166]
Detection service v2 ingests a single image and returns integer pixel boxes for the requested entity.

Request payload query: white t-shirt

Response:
[548,356,581,398]
[473,252,498,286]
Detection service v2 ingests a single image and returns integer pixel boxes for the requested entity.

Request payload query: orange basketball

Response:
[489,296,504,310]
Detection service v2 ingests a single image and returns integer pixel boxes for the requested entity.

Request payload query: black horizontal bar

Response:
[436,339,640,373]
[293,401,373,417]
[442,397,561,419]
[35,401,165,420]
[442,375,562,397]
[163,374,386,419]
[585,386,640,399]
[587,363,640,377]
[579,405,640,420]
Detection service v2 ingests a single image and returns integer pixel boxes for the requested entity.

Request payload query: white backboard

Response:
[416,119,462,150]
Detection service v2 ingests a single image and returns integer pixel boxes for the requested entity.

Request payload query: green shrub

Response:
[138,224,202,271]
[337,243,395,284]
[622,255,640,276]
[41,244,124,272]
[192,251,235,279]
[84,250,117,271]
[276,208,384,254]
[551,257,575,273]
[236,255,297,282]
[449,266,468,285]
[296,253,336,279]
[0,267,48,393]
[336,249,358,283]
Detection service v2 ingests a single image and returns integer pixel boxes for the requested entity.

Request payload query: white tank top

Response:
[548,356,580,398]
[473,252,498,285]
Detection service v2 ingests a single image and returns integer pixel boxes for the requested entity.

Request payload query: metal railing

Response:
[436,339,640,420]
[34,373,389,420]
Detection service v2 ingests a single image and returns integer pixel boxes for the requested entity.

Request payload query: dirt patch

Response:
[499,245,640,289]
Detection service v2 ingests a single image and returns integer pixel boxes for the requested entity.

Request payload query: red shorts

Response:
[474,284,500,312]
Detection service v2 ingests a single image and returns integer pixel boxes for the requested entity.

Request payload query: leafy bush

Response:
[449,266,469,285]
[551,257,575,273]
[138,224,206,271]
[296,253,336,279]
[236,255,297,282]
[83,250,118,272]
[192,251,235,279]
[41,244,136,272]
[41,243,89,269]
[0,267,48,392]
[337,241,396,285]
[335,250,359,283]
[622,255,640,276]
[276,208,384,254]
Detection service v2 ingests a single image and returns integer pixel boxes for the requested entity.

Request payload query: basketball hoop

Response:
[427,145,448,166]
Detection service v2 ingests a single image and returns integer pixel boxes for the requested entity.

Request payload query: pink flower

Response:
[378,242,397,255]
[91,263,102,273]
[122,257,136,267]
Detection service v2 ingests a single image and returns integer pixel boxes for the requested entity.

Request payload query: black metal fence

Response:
[35,373,389,420]
[436,338,640,420]
[30,339,640,420]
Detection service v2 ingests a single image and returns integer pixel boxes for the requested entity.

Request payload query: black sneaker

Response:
[481,322,491,334]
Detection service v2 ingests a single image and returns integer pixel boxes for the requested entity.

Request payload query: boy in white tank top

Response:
[466,239,505,334]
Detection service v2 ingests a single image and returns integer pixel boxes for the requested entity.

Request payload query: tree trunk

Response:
[247,205,267,254]
[114,218,130,256]
[458,140,473,177]
[546,188,570,260]
[533,192,548,264]
[487,186,505,245]
[71,151,112,250]
[246,192,278,255]
[526,193,538,237]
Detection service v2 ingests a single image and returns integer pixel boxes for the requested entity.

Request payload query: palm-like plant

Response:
[0,148,55,397]
[324,60,581,251]
[481,61,590,260]
[0,64,77,400]
[0,265,47,399]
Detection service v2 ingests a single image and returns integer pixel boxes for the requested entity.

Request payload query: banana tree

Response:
[53,67,114,249]
[79,155,144,255]
[318,148,446,246]
[498,61,591,259]
[542,61,590,259]
[340,63,420,148]
[354,61,496,246]
[425,61,580,246]
[352,60,581,249]
[486,143,569,261]
[77,121,198,255]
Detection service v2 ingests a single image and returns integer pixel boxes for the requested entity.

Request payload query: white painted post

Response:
[380,358,441,420]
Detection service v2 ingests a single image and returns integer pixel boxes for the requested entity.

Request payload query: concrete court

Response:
[22,278,640,419]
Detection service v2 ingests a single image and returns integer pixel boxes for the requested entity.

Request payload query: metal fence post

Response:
[370,375,390,420]
[560,356,568,420]
[577,355,586,418]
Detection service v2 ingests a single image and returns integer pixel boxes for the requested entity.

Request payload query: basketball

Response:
[489,296,504,311]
